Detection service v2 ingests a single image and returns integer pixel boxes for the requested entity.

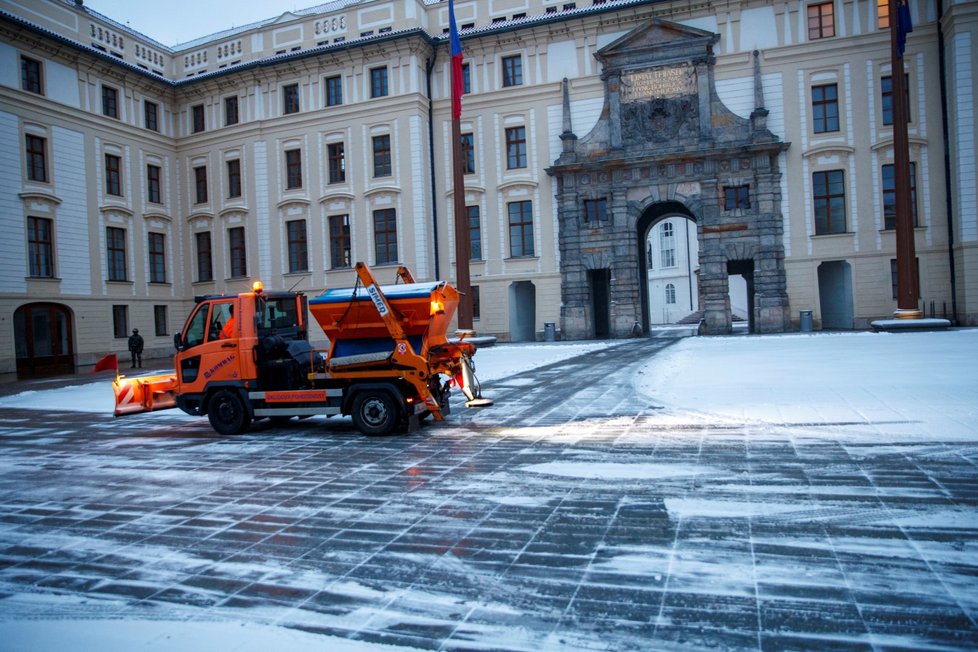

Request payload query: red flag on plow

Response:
[92,353,118,373]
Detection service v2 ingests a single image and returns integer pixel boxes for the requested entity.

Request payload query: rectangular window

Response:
[370,66,388,98]
[471,285,480,320]
[147,164,161,203]
[813,169,847,235]
[144,100,158,131]
[229,226,247,278]
[325,75,342,106]
[154,305,168,336]
[890,258,920,299]
[106,226,127,281]
[102,85,119,118]
[148,232,166,283]
[877,0,889,29]
[660,222,676,268]
[584,198,608,225]
[286,220,308,273]
[21,56,42,94]
[502,55,523,87]
[195,231,213,282]
[283,83,300,114]
[25,134,47,183]
[328,142,346,183]
[505,126,527,169]
[372,135,392,177]
[462,63,471,94]
[27,216,53,278]
[461,133,475,174]
[881,75,911,126]
[112,305,128,339]
[329,214,351,268]
[192,104,205,133]
[812,83,839,133]
[807,2,835,39]
[373,208,397,264]
[105,153,122,196]
[226,159,242,198]
[285,149,302,189]
[194,165,208,203]
[508,200,534,257]
[224,96,239,126]
[723,185,751,210]
[468,205,482,260]
[882,162,918,229]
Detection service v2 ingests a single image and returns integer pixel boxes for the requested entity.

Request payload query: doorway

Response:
[14,303,75,378]
[508,281,536,342]
[726,260,755,333]
[589,269,611,339]
[818,261,854,329]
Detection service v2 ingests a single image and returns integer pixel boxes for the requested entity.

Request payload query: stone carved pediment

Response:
[595,19,718,70]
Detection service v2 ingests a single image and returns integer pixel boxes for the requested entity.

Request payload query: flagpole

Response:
[890,0,921,319]
[452,119,473,329]
[448,0,473,330]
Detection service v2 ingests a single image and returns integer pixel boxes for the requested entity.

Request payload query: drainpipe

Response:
[937,0,958,323]
[425,55,440,279]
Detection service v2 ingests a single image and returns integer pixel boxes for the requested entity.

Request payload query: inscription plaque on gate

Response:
[620,63,695,102]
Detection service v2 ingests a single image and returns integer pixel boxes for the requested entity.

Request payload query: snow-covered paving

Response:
[0,341,618,415]
[0,329,975,651]
[638,328,978,441]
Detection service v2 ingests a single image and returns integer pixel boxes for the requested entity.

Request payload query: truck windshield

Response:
[256,295,300,337]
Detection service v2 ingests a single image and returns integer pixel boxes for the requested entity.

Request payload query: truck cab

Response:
[172,284,311,431]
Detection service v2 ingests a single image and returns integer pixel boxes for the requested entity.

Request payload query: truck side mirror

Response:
[173,333,183,351]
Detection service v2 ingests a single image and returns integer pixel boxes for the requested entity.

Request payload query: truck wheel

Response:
[208,389,250,435]
[351,391,398,436]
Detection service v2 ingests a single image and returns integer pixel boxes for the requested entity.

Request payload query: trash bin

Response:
[544,322,556,342]
[799,310,813,332]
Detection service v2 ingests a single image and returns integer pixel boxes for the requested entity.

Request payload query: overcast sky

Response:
[82,0,314,47]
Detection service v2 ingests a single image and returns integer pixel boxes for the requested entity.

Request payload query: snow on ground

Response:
[0,329,976,650]
[0,341,618,415]
[1,330,975,443]
[635,328,978,441]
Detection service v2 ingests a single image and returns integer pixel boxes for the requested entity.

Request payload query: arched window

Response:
[665,283,676,304]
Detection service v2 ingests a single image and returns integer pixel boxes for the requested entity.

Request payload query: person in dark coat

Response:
[128,328,144,368]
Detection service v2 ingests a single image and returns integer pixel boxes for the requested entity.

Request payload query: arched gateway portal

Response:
[547,19,790,337]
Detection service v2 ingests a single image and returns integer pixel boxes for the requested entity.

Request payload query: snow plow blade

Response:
[113,374,178,416]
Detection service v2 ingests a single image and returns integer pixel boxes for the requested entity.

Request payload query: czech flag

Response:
[896,0,913,57]
[449,0,464,119]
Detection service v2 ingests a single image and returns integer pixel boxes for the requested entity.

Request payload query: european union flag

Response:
[896,0,913,57]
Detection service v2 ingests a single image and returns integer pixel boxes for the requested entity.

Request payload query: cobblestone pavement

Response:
[0,339,976,650]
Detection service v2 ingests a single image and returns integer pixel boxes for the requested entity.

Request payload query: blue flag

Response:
[896,0,913,57]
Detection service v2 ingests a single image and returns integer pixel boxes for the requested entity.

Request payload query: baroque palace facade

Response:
[0,0,975,376]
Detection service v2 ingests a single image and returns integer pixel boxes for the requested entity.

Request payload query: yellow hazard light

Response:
[430,299,445,316]
[252,280,264,293]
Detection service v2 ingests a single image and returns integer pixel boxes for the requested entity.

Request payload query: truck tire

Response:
[351,390,398,436]
[208,389,251,435]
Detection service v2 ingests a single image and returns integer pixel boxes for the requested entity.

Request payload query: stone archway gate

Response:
[546,19,790,337]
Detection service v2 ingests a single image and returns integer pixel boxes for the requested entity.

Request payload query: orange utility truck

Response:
[113,263,490,436]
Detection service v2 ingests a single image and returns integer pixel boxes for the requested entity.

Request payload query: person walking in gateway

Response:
[128,328,144,368]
